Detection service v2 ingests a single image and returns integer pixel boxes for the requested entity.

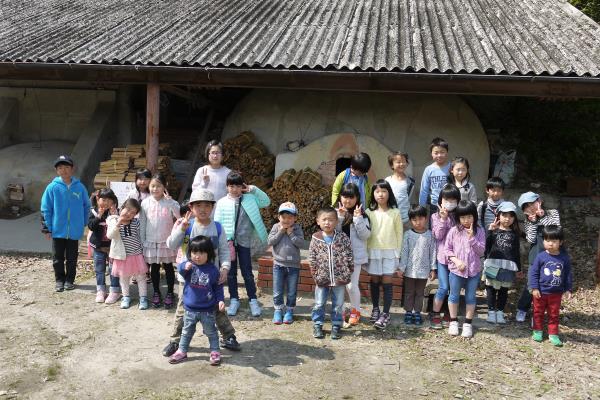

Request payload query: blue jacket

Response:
[528,250,573,294]
[40,177,91,240]
[178,261,224,312]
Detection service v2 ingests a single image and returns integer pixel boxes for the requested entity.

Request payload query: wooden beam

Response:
[146,83,160,173]
[162,84,193,101]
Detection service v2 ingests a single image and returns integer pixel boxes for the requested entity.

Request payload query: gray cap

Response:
[517,192,539,209]
[497,201,517,213]
[189,189,215,204]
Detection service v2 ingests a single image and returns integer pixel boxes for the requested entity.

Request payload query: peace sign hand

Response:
[489,216,500,231]
[353,204,363,217]
[202,167,210,183]
[466,221,474,238]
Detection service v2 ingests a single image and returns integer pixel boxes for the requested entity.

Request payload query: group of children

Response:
[40,137,574,365]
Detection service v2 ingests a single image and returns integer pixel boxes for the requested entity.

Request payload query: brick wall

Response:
[258,256,403,301]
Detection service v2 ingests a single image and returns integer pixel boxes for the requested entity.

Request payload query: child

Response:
[331,152,372,207]
[445,200,486,338]
[447,156,477,204]
[385,152,415,226]
[139,173,180,308]
[484,201,521,324]
[335,183,371,325]
[162,189,240,357]
[309,206,354,339]
[429,184,461,329]
[214,171,270,317]
[126,168,152,203]
[169,236,224,365]
[107,199,149,310]
[477,177,505,238]
[515,192,561,322]
[365,179,402,329]
[268,202,306,325]
[192,140,231,201]
[398,205,436,325]
[419,137,451,214]
[41,155,91,292]
[88,188,121,303]
[529,225,572,346]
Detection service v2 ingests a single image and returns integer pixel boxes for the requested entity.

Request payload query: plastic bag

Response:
[493,150,516,185]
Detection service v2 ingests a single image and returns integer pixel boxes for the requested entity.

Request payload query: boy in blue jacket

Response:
[41,155,91,292]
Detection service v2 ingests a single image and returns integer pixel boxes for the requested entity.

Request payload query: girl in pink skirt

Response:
[107,199,149,310]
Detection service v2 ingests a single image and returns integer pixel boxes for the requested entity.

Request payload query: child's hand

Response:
[218,301,225,312]
[565,291,572,300]
[488,216,500,231]
[336,202,347,217]
[185,262,193,271]
[353,204,363,217]
[218,268,228,284]
[535,203,545,218]
[179,211,193,231]
[163,189,171,199]
[439,207,448,220]
[241,184,253,193]
[466,222,474,238]
[202,167,210,184]
[396,270,404,278]
[532,289,541,299]
[109,204,118,215]
[454,258,466,272]
[429,270,437,280]
[286,226,294,235]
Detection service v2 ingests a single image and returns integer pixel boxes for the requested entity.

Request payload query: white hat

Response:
[278,202,297,215]
[189,189,215,203]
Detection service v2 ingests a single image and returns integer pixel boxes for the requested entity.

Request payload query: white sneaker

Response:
[448,321,459,336]
[461,323,473,338]
[516,309,527,322]
[496,310,506,324]
[249,298,262,317]
[227,298,240,316]
[486,310,496,324]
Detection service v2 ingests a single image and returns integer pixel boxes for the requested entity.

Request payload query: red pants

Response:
[532,292,562,335]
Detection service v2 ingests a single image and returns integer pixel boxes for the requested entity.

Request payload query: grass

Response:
[45,363,61,381]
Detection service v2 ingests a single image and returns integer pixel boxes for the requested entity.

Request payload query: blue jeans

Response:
[434,262,449,302]
[272,265,300,310]
[311,285,345,327]
[179,310,219,353]
[93,249,120,292]
[448,272,481,305]
[228,245,257,300]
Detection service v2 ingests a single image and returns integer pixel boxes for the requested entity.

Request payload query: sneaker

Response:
[209,351,221,366]
[486,310,497,324]
[283,309,294,324]
[374,313,391,330]
[404,312,414,325]
[105,292,121,304]
[441,313,451,327]
[549,334,563,347]
[120,296,131,309]
[414,313,423,326]
[55,282,64,292]
[221,335,241,351]
[516,309,527,322]
[95,291,106,303]
[369,307,381,324]
[448,321,459,336]
[139,296,149,310]
[430,314,443,330]
[227,298,240,316]
[313,324,325,339]
[348,309,360,326]
[249,299,262,317]
[532,330,543,342]
[164,293,174,309]
[152,291,162,308]
[331,325,341,340]
[461,323,473,338]
[64,282,75,291]
[496,310,506,324]
[168,350,187,364]
[272,309,283,325]
[162,341,179,357]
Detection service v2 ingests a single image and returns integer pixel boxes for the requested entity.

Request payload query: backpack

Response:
[181,220,223,258]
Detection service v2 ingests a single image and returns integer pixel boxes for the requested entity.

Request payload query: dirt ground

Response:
[1,199,599,400]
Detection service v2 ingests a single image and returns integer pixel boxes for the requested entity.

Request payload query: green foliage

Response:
[570,0,600,23]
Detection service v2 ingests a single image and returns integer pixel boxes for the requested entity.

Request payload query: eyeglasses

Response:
[209,151,222,155]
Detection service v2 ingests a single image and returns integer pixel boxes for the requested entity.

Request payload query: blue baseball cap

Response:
[517,192,539,209]
[497,201,517,213]
[278,202,297,215]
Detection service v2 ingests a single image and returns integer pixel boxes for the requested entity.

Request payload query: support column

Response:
[145,83,160,172]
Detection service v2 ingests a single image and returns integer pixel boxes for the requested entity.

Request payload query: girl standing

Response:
[140,173,181,308]
[445,200,486,338]
[335,183,371,326]
[484,201,521,324]
[447,157,477,204]
[385,152,415,227]
[365,180,402,329]
[127,168,152,203]
[192,140,231,201]
[107,199,149,310]
[429,184,461,330]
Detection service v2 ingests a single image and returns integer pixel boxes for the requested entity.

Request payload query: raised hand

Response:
[535,202,545,218]
[466,221,474,238]
[489,215,500,231]
[180,211,193,231]
[353,204,363,217]
[439,206,448,220]
[202,167,210,184]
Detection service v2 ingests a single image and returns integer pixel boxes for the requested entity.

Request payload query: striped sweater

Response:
[214,186,271,244]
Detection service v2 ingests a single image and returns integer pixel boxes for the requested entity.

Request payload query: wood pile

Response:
[261,168,331,237]
[223,131,275,191]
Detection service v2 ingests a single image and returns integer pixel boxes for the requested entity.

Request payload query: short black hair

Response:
[429,137,449,152]
[437,183,461,206]
[316,206,338,219]
[408,204,428,219]
[122,198,141,214]
[486,176,506,191]
[542,225,564,241]
[350,152,372,174]
[368,179,398,211]
[187,235,216,263]
[387,152,410,167]
[226,170,245,186]
[455,200,479,235]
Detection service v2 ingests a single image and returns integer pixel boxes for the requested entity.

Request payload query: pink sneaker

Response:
[95,291,106,303]
[168,350,188,364]
[105,292,121,304]
[209,351,221,366]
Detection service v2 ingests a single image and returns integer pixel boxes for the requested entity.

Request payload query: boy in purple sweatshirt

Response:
[169,236,225,365]
[529,225,572,347]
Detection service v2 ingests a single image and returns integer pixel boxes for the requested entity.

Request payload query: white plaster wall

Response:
[223,90,489,200]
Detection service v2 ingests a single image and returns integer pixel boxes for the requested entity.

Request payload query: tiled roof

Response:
[1,0,599,76]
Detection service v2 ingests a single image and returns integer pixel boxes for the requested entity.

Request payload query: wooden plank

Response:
[145,83,160,172]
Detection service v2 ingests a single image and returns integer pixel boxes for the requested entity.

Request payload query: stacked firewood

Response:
[223,131,275,191]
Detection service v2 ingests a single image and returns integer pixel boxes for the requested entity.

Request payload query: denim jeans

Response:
[228,245,257,300]
[434,262,449,302]
[93,249,120,292]
[272,265,300,310]
[448,272,481,305]
[52,238,78,284]
[311,285,345,327]
[179,310,219,353]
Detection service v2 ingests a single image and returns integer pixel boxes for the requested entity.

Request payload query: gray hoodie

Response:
[268,222,306,268]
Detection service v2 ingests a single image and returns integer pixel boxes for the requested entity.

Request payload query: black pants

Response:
[486,286,508,311]
[151,263,175,294]
[52,238,79,284]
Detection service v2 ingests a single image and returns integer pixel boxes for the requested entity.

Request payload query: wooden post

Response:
[146,83,160,172]
[596,231,600,284]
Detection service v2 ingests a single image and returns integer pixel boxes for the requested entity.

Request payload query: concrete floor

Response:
[0,211,52,253]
